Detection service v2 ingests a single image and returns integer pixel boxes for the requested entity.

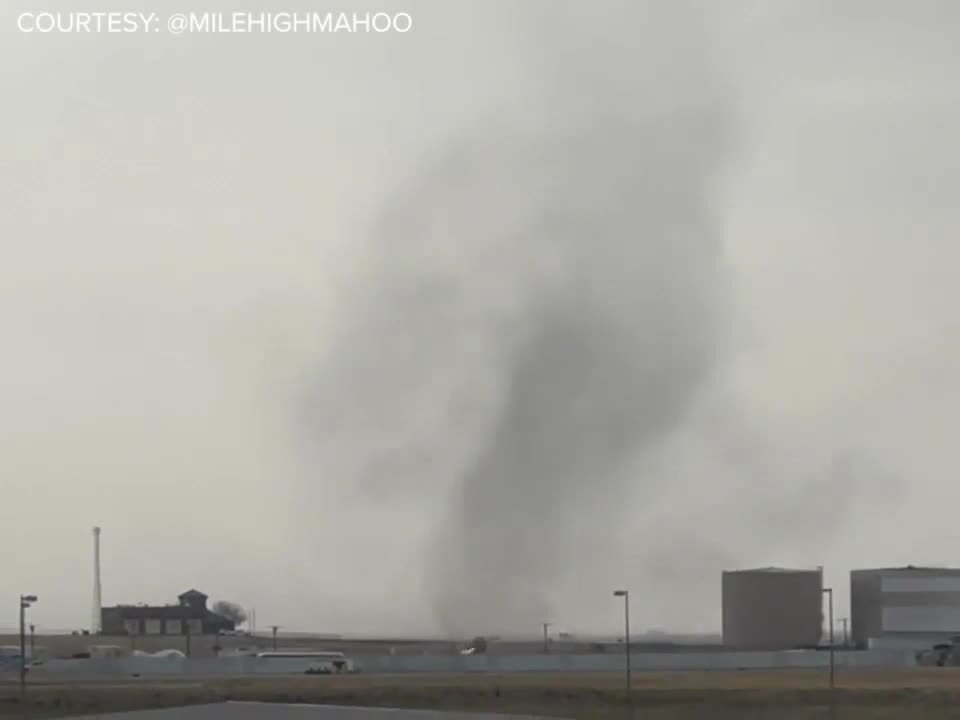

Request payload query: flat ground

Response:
[5,670,960,719]
[0,634,460,659]
[0,634,716,659]
[0,633,722,657]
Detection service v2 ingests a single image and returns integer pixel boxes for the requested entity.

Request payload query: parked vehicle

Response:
[256,650,356,673]
[916,636,960,666]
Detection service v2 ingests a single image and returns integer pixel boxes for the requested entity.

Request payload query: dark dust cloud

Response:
[304,0,738,635]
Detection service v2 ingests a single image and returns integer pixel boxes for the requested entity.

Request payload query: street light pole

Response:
[614,590,631,703]
[29,624,35,657]
[542,623,551,654]
[840,617,849,649]
[19,600,25,691]
[271,625,279,652]
[822,587,835,689]
[822,586,836,719]
[18,595,38,703]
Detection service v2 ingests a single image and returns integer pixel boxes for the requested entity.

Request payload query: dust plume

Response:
[305,1,736,635]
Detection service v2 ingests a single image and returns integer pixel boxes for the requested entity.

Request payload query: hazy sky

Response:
[2,1,959,637]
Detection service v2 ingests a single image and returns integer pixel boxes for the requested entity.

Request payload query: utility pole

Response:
[271,625,280,651]
[542,623,551,654]
[823,588,835,688]
[822,586,836,719]
[614,590,631,705]
[840,617,849,648]
[19,600,26,696]
[92,526,103,635]
[29,624,35,657]
[19,594,38,704]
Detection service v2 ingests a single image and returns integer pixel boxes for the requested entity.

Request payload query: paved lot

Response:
[71,703,545,719]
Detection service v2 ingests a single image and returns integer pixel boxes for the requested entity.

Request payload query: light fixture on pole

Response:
[613,590,631,702]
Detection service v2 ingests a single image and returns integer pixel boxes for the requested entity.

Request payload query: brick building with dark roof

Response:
[101,589,235,636]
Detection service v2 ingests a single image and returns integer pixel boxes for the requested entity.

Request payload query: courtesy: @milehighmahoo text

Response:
[16,11,414,35]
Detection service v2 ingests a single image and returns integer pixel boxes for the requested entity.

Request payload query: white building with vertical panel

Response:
[851,566,960,649]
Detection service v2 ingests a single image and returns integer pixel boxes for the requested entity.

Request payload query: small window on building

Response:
[145,619,162,635]
[124,619,139,636]
[187,619,202,635]
[165,619,182,635]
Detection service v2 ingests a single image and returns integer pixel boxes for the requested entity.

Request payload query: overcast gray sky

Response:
[2,0,959,637]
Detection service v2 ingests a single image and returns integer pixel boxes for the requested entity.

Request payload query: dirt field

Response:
[5,670,960,719]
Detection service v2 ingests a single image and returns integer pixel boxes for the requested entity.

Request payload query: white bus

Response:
[255,650,356,673]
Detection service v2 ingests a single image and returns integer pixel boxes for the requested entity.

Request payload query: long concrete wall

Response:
[27,649,915,679]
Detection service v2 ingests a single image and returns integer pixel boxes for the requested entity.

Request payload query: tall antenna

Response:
[92,526,102,634]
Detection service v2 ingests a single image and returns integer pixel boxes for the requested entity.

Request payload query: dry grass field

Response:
[5,670,960,719]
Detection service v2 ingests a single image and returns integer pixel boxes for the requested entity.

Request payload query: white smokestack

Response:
[92,526,102,634]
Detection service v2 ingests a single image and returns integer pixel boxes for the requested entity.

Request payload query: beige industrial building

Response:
[722,567,824,650]
[851,566,960,649]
